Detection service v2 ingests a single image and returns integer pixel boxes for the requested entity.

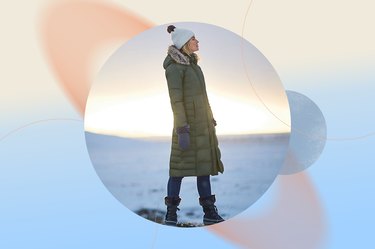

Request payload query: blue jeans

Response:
[167,175,212,198]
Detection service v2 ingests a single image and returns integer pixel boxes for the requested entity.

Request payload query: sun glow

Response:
[208,93,273,135]
[85,91,289,138]
[84,24,292,138]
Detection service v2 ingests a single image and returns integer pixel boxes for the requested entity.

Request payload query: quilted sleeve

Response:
[165,64,187,128]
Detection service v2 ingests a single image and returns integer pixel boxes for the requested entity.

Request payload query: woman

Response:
[163,25,224,226]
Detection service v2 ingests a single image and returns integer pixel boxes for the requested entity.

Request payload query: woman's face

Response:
[187,36,199,52]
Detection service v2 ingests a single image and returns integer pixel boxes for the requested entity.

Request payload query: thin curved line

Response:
[240,1,375,142]
[324,132,375,141]
[241,0,292,129]
[0,118,83,143]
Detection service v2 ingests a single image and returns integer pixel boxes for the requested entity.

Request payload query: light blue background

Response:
[1,68,374,249]
[1,7,374,247]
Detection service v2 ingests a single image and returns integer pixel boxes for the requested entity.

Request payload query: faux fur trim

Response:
[167,45,197,65]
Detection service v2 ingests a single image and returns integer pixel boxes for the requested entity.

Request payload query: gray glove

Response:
[176,125,190,151]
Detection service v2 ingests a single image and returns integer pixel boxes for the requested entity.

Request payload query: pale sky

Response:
[84,23,291,138]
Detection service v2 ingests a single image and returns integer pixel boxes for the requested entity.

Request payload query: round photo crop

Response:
[84,22,291,227]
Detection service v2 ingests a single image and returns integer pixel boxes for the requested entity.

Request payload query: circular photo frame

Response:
[84,22,290,227]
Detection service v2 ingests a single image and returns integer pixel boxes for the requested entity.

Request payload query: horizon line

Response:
[85,130,290,140]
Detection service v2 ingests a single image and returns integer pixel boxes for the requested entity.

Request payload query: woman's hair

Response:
[181,41,193,55]
[181,41,199,61]
[180,40,199,61]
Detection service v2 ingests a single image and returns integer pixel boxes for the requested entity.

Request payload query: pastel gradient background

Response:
[1,0,374,249]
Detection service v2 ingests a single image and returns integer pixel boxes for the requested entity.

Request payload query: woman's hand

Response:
[176,125,190,150]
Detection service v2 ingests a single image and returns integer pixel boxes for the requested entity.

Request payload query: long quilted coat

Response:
[163,45,224,177]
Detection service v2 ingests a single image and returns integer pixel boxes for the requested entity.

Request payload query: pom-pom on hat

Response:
[167,25,195,50]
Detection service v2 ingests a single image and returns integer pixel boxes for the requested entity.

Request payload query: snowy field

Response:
[85,132,289,226]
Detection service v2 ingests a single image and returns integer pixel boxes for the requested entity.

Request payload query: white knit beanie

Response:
[167,25,195,49]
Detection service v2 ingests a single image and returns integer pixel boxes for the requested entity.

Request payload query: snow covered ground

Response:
[85,132,289,225]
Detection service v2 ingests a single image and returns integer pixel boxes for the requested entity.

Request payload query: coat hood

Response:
[163,45,198,69]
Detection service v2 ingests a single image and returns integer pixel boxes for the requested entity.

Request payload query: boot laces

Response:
[166,206,180,218]
[206,205,222,219]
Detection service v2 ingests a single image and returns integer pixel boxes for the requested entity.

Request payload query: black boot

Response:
[164,196,181,226]
[199,195,224,225]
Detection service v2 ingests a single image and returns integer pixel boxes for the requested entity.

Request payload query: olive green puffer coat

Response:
[163,45,224,177]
